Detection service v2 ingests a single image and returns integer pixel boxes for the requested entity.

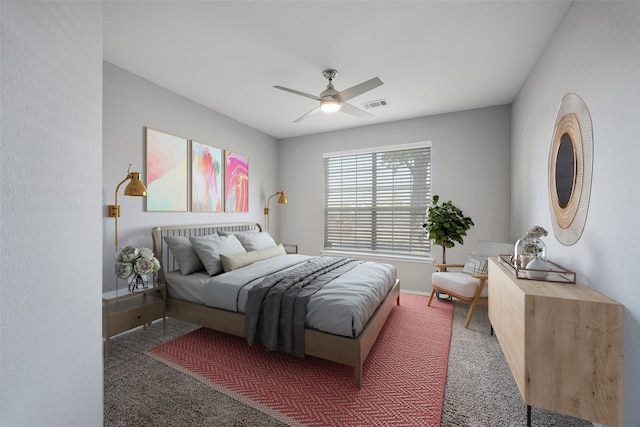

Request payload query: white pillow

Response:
[219,231,277,251]
[220,244,286,272]
[163,235,206,275]
[190,234,246,276]
[462,254,488,275]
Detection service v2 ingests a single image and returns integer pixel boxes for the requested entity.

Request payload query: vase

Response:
[514,238,547,266]
[526,257,550,280]
[128,273,148,292]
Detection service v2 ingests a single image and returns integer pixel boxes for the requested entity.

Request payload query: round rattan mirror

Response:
[548,93,593,246]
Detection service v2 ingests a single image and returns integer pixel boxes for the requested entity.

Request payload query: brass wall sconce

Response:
[108,164,147,246]
[264,190,288,232]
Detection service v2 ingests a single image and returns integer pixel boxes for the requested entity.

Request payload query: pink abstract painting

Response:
[224,151,248,212]
[146,128,188,212]
[191,141,222,212]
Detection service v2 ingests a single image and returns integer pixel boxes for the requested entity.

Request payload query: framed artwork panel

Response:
[146,127,188,212]
[191,141,223,212]
[224,150,249,212]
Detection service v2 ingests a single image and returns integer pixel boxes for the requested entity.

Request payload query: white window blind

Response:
[323,143,431,256]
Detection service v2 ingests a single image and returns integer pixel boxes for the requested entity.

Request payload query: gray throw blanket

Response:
[245,256,362,357]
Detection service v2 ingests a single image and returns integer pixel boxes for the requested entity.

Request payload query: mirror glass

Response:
[555,133,575,208]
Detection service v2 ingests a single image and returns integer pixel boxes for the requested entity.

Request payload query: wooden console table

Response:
[488,257,623,427]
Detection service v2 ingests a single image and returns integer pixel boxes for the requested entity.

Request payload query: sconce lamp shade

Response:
[264,190,288,232]
[123,172,147,197]
[277,191,288,204]
[108,165,147,246]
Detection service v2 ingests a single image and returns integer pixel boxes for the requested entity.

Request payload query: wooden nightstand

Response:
[283,243,298,254]
[102,283,165,360]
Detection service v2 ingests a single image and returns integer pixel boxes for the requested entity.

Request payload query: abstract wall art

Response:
[191,141,223,212]
[224,150,248,212]
[146,127,188,212]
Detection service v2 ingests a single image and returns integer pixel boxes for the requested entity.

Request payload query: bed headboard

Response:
[151,222,262,285]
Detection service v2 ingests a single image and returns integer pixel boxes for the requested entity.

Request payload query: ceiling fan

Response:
[274,69,383,123]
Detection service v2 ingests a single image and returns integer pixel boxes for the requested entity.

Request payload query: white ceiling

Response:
[104,1,572,140]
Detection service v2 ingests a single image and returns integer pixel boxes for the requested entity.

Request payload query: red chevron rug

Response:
[147,294,454,426]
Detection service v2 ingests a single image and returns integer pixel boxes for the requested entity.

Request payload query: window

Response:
[323,142,431,257]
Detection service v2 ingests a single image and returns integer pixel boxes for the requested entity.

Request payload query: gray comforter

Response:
[245,256,362,357]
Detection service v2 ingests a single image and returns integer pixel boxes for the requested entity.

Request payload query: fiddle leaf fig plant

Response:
[422,195,474,264]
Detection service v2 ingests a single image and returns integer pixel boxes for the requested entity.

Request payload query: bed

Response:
[151,222,400,388]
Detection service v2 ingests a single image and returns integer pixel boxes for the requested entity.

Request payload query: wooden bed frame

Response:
[151,222,400,388]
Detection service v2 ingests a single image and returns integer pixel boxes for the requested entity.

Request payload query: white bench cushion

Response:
[432,271,486,298]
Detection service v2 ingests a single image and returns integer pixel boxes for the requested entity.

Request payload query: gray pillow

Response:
[163,235,206,275]
[219,231,277,251]
[462,254,488,275]
[190,234,246,276]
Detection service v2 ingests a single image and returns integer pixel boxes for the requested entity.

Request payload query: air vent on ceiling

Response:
[361,99,388,110]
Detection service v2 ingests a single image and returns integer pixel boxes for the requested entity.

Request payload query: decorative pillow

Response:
[163,235,206,275]
[220,244,286,272]
[462,254,489,275]
[219,231,277,251]
[190,234,246,276]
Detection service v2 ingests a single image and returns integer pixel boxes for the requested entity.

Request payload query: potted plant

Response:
[422,195,474,264]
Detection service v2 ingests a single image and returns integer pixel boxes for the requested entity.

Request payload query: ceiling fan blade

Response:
[274,85,322,101]
[294,106,321,123]
[337,77,383,102]
[339,102,373,119]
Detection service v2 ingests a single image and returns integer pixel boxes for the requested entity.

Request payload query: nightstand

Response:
[283,243,298,254]
[102,283,165,360]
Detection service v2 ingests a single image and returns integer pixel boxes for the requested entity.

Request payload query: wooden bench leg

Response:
[464,302,476,328]
[464,300,479,328]
[427,287,436,306]
[464,278,487,328]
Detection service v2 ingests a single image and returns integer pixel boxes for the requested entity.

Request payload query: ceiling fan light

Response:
[320,99,341,113]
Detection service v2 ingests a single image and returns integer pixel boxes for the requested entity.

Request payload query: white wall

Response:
[278,106,512,293]
[0,2,104,425]
[512,2,640,423]
[102,63,280,291]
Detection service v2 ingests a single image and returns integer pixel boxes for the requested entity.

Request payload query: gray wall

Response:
[511,2,640,423]
[278,105,512,293]
[4,2,633,425]
[0,2,104,425]
[102,62,280,291]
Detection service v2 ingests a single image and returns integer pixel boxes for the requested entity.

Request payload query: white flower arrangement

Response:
[115,246,161,280]
[522,225,548,258]
[524,225,548,240]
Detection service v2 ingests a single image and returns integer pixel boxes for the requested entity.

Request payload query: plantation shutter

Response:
[323,142,431,256]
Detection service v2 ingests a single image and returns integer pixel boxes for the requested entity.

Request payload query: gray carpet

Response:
[104,297,592,426]
[440,302,590,427]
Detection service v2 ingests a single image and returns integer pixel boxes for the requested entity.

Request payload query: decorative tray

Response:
[498,255,576,284]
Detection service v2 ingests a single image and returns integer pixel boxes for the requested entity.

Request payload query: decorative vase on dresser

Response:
[525,257,550,279]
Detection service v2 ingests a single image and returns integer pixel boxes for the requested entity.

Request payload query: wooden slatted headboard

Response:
[151,222,262,286]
